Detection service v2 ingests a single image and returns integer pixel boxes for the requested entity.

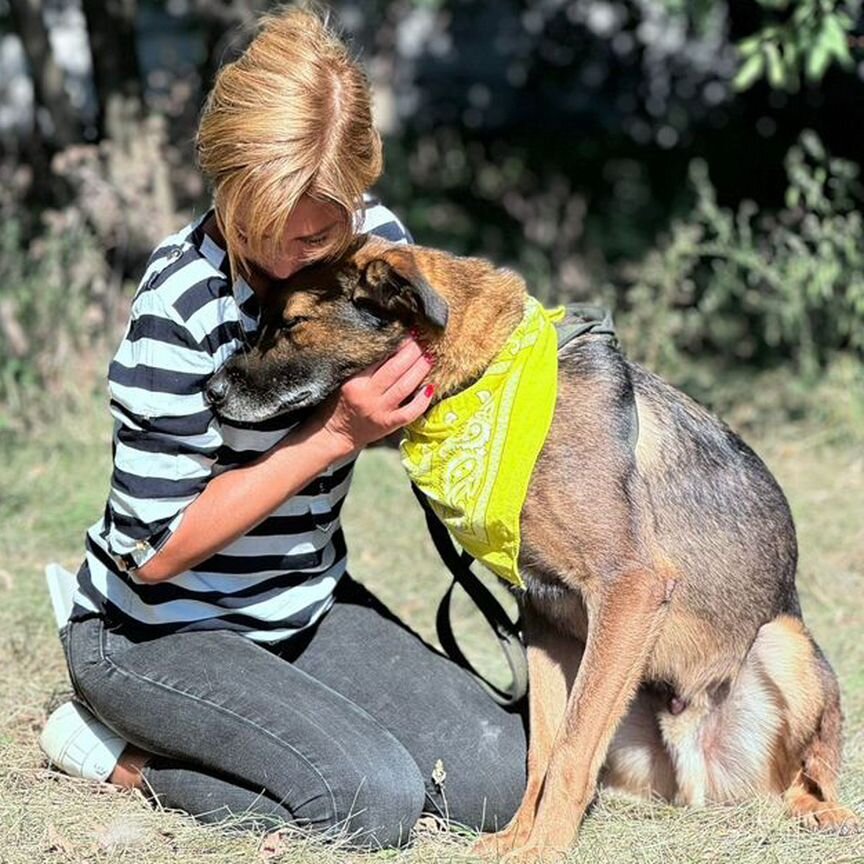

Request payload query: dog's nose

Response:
[205,373,229,406]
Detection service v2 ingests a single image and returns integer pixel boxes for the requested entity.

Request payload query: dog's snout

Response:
[205,372,230,406]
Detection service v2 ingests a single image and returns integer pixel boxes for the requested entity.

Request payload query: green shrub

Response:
[0,108,182,428]
[621,131,864,388]
[0,210,119,426]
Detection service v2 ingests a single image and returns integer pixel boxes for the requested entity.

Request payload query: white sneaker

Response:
[39,701,128,782]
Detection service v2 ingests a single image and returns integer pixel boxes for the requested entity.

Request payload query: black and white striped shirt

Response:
[74,199,410,643]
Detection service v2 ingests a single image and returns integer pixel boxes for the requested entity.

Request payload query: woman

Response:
[39,5,526,849]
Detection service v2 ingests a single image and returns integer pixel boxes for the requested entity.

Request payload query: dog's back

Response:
[530,338,797,604]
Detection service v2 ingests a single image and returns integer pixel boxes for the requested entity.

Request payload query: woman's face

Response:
[247,196,342,283]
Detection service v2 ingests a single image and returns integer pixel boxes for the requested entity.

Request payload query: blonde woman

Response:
[39,5,526,849]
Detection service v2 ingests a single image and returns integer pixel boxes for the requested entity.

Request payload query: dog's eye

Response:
[281,316,309,333]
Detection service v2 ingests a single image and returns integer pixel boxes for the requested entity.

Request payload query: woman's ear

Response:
[353,253,449,330]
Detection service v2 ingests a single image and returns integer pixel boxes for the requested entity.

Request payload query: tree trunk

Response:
[79,0,142,137]
[7,0,81,146]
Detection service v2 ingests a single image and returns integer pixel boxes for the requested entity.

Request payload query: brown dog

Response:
[207,236,859,859]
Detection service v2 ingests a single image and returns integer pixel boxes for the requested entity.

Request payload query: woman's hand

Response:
[312,338,435,460]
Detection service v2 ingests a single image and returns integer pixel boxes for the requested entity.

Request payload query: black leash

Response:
[410,482,529,707]
[412,303,619,707]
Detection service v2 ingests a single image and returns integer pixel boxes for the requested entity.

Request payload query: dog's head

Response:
[207,237,450,423]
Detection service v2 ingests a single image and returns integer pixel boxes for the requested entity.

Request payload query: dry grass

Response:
[0,397,862,864]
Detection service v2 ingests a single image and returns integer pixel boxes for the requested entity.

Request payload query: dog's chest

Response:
[521,569,589,640]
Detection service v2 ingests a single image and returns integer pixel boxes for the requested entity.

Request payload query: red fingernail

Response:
[424,384,435,398]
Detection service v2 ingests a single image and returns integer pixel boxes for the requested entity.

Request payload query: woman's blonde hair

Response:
[196,4,383,279]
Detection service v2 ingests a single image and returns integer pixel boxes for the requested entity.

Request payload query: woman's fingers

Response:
[368,338,426,391]
[381,350,434,407]
[388,382,436,428]
[326,336,436,446]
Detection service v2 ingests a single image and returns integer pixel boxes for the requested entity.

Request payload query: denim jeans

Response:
[62,574,527,848]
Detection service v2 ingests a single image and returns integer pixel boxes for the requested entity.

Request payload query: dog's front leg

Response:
[472,608,583,859]
[517,566,674,860]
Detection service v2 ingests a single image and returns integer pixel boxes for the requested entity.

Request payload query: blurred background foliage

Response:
[0,0,863,433]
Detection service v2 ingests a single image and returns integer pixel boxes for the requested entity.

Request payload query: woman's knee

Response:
[428,713,527,832]
[298,740,425,849]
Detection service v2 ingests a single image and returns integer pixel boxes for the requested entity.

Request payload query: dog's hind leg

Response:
[472,609,583,858]
[680,615,858,832]
[780,633,859,834]
[740,615,857,831]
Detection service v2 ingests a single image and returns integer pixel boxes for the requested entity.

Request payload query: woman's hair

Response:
[196,4,383,278]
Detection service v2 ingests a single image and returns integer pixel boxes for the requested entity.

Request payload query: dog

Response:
[207,236,859,860]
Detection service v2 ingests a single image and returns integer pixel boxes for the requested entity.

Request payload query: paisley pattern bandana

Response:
[401,296,564,589]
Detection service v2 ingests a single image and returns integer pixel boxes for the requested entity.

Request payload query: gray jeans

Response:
[62,575,527,848]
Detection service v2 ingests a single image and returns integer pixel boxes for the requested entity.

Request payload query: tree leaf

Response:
[823,14,854,68]
[733,51,766,91]
[792,0,819,27]
[764,41,787,89]
[805,40,832,81]
[738,33,764,56]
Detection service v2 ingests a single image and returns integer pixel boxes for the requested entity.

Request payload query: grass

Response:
[0,391,863,864]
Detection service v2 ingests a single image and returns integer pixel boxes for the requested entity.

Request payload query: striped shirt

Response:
[74,198,411,643]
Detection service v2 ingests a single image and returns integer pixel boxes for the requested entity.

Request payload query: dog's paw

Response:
[471,829,517,860]
[789,791,861,836]
[471,823,542,860]
[471,836,567,864]
[501,845,567,864]
[807,804,860,835]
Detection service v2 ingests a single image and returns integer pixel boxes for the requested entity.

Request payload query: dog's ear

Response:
[353,252,449,330]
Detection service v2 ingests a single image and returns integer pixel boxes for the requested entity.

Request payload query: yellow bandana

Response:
[400,296,564,589]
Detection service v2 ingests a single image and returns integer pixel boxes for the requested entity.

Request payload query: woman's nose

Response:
[277,256,304,280]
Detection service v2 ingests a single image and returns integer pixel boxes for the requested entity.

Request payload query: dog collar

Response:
[401,296,564,589]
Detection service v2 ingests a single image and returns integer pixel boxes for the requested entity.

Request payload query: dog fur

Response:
[208,236,859,860]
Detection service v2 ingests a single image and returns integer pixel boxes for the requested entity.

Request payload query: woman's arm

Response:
[136,338,434,583]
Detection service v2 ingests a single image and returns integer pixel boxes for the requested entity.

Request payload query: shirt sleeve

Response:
[101,289,223,572]
[359,197,413,244]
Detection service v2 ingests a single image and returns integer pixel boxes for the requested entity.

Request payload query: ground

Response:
[0,400,862,864]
